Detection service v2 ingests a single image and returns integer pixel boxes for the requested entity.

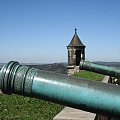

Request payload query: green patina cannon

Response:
[1,61,120,119]
[80,60,120,78]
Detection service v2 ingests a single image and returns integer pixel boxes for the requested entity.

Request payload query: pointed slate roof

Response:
[68,28,85,47]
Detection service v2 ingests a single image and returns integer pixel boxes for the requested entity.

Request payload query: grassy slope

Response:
[73,70,104,81]
[0,71,104,120]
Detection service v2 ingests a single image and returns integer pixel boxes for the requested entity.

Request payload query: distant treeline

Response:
[27,63,67,74]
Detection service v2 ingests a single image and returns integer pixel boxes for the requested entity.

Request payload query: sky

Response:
[0,0,120,63]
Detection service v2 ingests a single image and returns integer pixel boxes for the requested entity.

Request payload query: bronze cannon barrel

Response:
[80,60,120,77]
[1,61,120,118]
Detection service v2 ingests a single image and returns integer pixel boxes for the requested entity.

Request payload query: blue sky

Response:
[0,0,120,63]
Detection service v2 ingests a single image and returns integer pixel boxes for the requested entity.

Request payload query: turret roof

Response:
[68,28,85,47]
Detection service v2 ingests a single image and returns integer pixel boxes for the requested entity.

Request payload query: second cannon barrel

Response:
[80,60,120,77]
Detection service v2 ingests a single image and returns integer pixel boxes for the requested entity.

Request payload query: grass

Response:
[0,71,104,120]
[0,94,63,120]
[73,70,104,81]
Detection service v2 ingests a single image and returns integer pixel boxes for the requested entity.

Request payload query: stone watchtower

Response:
[67,29,86,75]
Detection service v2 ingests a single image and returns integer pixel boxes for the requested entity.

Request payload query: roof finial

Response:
[74,28,77,34]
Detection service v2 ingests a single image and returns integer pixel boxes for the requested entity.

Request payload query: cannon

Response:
[80,60,120,78]
[1,61,120,119]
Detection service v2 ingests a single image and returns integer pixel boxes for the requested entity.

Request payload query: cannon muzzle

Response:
[80,60,120,77]
[0,61,120,118]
